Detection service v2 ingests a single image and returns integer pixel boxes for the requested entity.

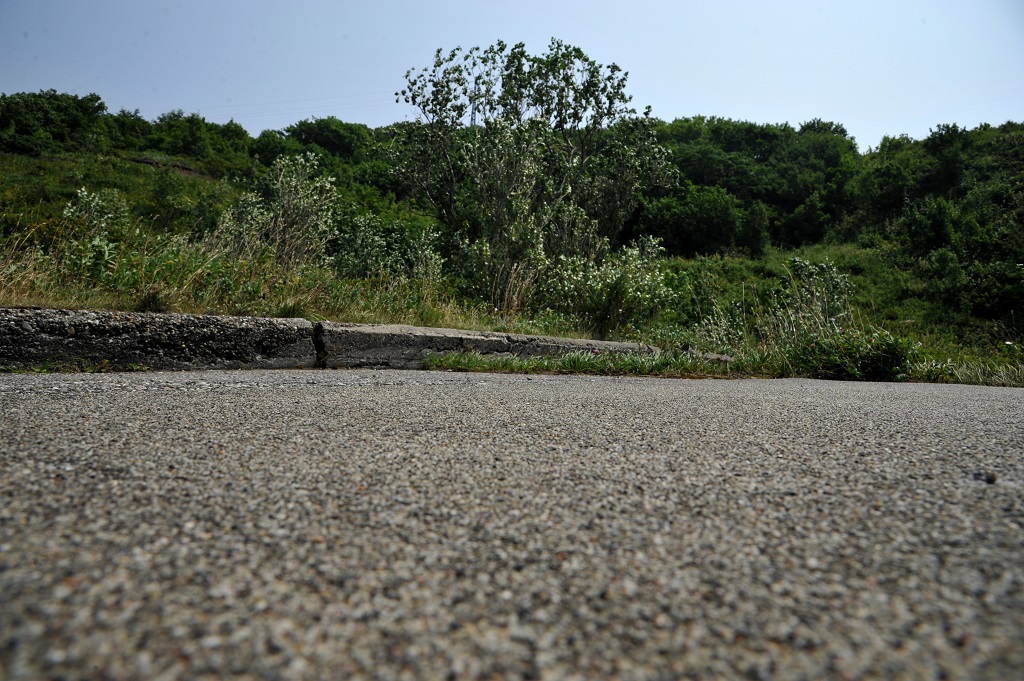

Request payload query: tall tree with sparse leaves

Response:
[393,38,669,311]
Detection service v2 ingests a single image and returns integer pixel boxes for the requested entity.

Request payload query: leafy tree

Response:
[736,200,771,257]
[639,182,741,256]
[851,134,927,221]
[891,196,965,257]
[782,191,830,245]
[958,178,1024,262]
[394,39,669,310]
[250,129,305,167]
[650,116,862,249]
[201,119,252,177]
[286,117,372,161]
[655,116,789,204]
[99,108,152,151]
[211,119,250,155]
[922,123,968,196]
[772,120,859,244]
[150,110,212,160]
[0,90,107,155]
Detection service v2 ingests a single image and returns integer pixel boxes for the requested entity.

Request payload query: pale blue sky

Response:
[2,0,1022,150]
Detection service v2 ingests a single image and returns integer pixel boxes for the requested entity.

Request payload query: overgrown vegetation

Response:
[1,40,1022,384]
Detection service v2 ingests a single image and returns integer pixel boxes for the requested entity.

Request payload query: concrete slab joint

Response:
[1,308,658,372]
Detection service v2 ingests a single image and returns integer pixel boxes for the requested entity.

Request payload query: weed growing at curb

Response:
[424,350,741,379]
[424,350,1023,386]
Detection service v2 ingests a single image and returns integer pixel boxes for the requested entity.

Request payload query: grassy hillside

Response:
[1,89,1021,384]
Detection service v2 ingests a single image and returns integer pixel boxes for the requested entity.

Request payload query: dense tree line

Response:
[2,76,1021,328]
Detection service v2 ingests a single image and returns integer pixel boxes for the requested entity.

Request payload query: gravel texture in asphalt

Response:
[1,369,1022,680]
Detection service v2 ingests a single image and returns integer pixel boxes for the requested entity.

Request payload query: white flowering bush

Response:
[690,301,747,354]
[780,257,853,326]
[62,187,132,237]
[212,153,336,271]
[538,236,673,337]
[59,188,136,280]
[332,210,445,283]
[464,237,547,314]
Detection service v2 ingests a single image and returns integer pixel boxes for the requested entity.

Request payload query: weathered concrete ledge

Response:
[1,308,657,372]
[0,308,315,371]
[315,322,658,370]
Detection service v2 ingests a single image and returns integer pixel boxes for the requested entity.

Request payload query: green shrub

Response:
[785,328,918,381]
[677,257,921,381]
[210,153,335,271]
[331,209,444,282]
[62,187,132,238]
[538,236,674,338]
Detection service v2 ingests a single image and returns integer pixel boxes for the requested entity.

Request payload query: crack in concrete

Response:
[312,322,328,369]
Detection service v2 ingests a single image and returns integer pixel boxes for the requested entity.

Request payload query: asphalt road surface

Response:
[2,369,1022,680]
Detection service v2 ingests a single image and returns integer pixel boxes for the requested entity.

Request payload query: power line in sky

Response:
[189,91,396,112]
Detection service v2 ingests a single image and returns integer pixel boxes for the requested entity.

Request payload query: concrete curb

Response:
[0,308,657,372]
[0,308,315,371]
[315,321,657,370]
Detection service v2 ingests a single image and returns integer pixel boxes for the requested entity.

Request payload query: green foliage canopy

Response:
[0,90,107,155]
